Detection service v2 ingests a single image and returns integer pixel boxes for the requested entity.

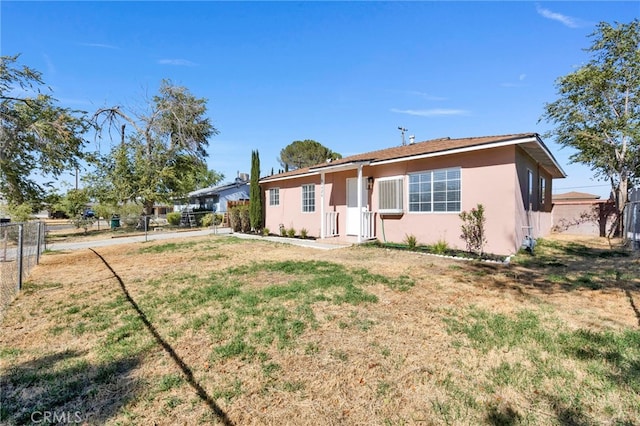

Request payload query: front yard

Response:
[0,235,638,425]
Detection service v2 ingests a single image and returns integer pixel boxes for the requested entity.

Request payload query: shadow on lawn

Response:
[89,248,235,426]
[0,349,140,424]
[453,239,640,325]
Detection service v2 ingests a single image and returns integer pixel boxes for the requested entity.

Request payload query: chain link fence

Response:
[0,222,45,321]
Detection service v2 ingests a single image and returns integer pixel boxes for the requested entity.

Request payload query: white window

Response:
[302,184,315,212]
[408,168,461,213]
[269,188,280,206]
[378,177,403,213]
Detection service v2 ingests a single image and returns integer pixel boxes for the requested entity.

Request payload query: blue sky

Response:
[2,1,639,198]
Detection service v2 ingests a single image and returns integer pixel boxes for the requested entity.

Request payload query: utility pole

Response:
[398,126,408,146]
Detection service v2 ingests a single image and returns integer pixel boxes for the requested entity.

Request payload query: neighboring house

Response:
[174,175,250,214]
[551,191,616,237]
[259,133,566,255]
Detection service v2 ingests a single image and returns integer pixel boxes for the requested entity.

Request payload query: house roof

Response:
[552,191,601,201]
[189,178,249,198]
[260,133,566,183]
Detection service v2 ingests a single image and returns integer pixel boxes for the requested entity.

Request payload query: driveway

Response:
[47,228,351,251]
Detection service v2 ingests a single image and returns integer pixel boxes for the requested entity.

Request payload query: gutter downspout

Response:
[357,165,363,244]
[320,172,325,239]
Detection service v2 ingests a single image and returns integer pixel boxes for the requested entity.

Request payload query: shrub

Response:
[404,234,418,250]
[201,213,214,227]
[287,227,296,238]
[300,228,308,239]
[263,228,270,236]
[166,212,181,226]
[431,239,450,255]
[70,215,95,234]
[239,205,250,233]
[460,204,487,257]
[6,203,33,222]
[280,224,287,236]
[229,208,241,232]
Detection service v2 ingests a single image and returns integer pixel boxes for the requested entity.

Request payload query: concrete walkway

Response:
[47,228,352,252]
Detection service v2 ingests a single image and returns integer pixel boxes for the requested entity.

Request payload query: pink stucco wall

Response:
[513,147,555,250]
[368,146,518,255]
[261,145,556,255]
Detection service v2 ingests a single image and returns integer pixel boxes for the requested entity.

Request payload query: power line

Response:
[554,184,610,190]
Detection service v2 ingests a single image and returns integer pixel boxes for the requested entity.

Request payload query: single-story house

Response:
[174,175,250,213]
[259,133,566,255]
[551,191,616,237]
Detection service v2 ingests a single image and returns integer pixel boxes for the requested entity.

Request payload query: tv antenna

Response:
[397,126,408,146]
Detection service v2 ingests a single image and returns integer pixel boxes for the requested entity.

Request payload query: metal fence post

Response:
[17,223,24,291]
[36,221,43,264]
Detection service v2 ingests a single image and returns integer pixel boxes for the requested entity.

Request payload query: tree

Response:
[278,139,342,171]
[542,20,640,237]
[0,55,89,206]
[90,80,220,214]
[249,150,262,231]
[57,188,95,233]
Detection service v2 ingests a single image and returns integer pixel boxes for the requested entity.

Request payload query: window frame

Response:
[301,184,315,213]
[539,176,546,209]
[407,167,461,213]
[377,176,404,214]
[526,169,534,211]
[269,187,280,206]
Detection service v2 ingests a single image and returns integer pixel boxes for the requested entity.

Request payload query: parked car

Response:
[83,209,95,218]
[49,210,69,219]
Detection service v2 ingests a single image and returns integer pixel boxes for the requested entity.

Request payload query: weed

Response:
[305,342,320,355]
[211,379,243,401]
[377,380,392,397]
[262,362,281,377]
[330,350,348,362]
[300,228,308,239]
[287,227,296,238]
[137,241,198,254]
[157,374,184,392]
[404,233,418,250]
[282,381,305,392]
[431,239,450,255]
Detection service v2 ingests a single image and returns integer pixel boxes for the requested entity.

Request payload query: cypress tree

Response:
[249,150,263,231]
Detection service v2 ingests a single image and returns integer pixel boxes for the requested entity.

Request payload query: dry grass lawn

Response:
[1,233,638,425]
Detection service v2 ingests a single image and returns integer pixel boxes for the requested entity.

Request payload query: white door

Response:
[346,177,368,235]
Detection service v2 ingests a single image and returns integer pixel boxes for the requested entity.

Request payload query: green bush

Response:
[239,206,250,233]
[287,227,296,238]
[201,213,214,227]
[7,203,33,222]
[280,224,287,236]
[300,228,308,239]
[230,205,250,232]
[263,228,270,236]
[166,212,181,226]
[229,208,241,232]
